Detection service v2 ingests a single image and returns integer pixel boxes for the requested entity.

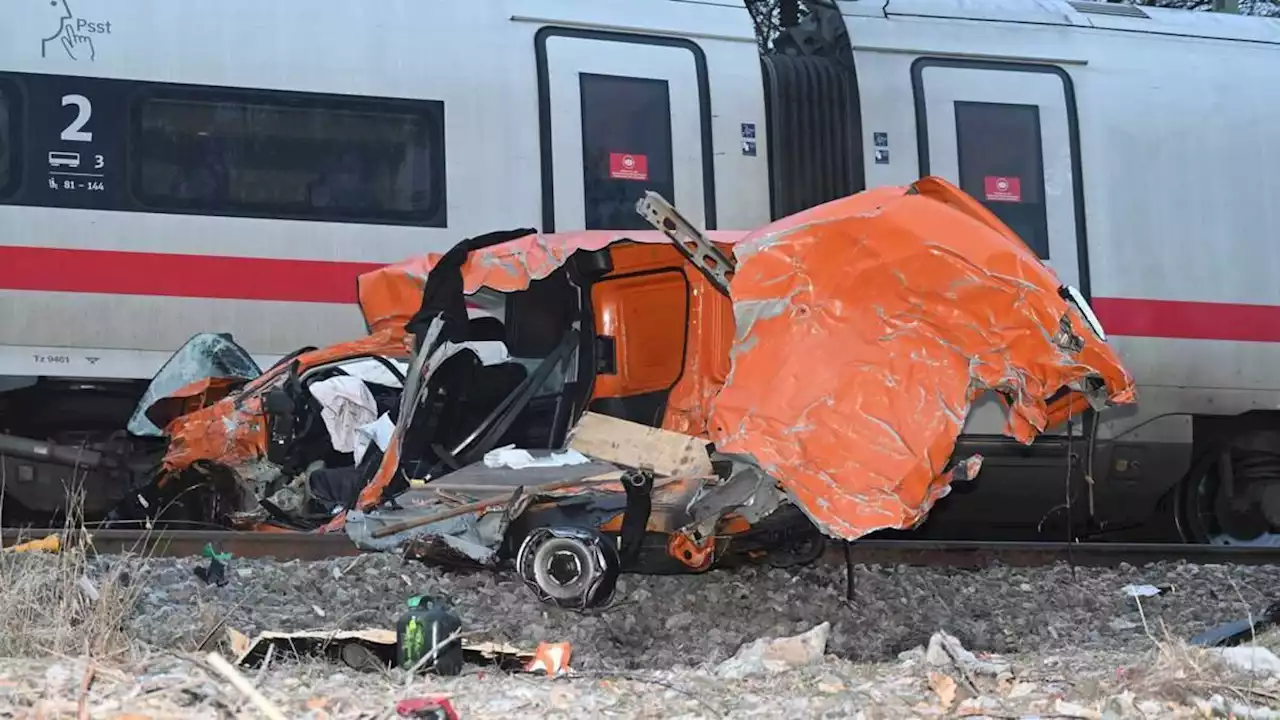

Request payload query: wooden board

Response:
[566,412,714,478]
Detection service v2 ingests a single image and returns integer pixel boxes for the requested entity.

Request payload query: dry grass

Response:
[1120,593,1280,717]
[0,488,152,661]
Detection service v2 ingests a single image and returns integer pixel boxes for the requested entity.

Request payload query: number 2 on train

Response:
[60,93,93,143]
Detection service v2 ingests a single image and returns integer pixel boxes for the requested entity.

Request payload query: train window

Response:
[132,93,445,225]
[0,87,12,198]
[954,101,1049,259]
[579,73,674,231]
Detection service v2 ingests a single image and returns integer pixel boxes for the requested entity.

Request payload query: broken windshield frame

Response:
[127,332,263,437]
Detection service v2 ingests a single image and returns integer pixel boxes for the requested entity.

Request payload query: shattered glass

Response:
[127,332,262,437]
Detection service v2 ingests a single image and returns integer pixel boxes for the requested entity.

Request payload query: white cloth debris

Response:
[308,376,377,454]
[353,412,396,465]
[483,445,591,470]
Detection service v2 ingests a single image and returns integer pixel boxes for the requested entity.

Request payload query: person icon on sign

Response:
[40,0,94,61]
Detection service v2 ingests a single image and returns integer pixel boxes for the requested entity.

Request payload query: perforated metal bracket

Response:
[636,191,735,297]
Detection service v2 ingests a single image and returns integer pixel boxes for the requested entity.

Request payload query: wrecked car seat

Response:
[396,346,525,478]
[447,330,580,468]
[398,329,580,482]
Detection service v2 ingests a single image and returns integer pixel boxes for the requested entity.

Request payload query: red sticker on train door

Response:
[609,153,648,181]
[984,176,1022,202]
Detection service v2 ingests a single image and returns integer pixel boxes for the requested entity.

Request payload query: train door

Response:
[906,60,1092,536]
[912,59,1087,293]
[534,28,714,233]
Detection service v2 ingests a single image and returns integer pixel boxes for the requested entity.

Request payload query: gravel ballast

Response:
[125,554,1279,667]
[2,551,1280,718]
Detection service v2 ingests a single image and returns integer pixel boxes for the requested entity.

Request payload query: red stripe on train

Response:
[1,247,1276,343]
[0,246,387,304]
[1090,297,1280,344]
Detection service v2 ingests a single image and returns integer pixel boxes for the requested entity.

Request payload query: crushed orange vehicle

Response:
[118,177,1135,571]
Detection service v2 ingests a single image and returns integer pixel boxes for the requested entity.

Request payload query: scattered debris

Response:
[1123,584,1174,599]
[928,670,958,710]
[193,544,230,587]
[1053,698,1103,719]
[224,627,531,673]
[714,621,830,679]
[566,412,713,478]
[396,595,464,676]
[3,534,61,554]
[1191,601,1280,647]
[77,576,99,603]
[396,695,460,719]
[1210,645,1280,676]
[525,642,573,677]
[926,630,1011,678]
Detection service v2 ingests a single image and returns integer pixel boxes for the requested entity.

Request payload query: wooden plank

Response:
[566,412,714,478]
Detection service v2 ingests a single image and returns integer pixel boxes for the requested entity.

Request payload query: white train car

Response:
[832,0,1280,544]
[1,0,1278,543]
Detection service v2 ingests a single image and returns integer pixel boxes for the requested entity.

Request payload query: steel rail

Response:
[825,539,1280,568]
[1,528,360,561]
[4,528,1279,567]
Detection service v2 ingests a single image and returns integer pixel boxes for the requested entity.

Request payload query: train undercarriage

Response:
[10,376,1280,549]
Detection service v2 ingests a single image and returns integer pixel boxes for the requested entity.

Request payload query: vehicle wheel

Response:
[767,531,828,568]
[1176,433,1280,546]
[515,526,620,609]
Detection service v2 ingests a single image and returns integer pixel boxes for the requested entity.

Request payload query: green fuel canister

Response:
[396,595,464,676]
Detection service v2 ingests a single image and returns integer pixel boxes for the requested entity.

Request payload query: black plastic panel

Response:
[760,54,864,219]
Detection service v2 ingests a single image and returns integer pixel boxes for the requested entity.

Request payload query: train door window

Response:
[954,101,1050,259]
[579,74,675,231]
[537,30,714,233]
[132,93,446,226]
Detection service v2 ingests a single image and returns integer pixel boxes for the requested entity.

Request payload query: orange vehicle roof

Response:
[356,229,749,334]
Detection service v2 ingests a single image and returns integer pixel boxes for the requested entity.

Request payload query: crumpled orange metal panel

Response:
[704,177,1136,541]
[355,230,750,330]
[160,392,269,476]
[159,328,410,475]
[144,376,245,432]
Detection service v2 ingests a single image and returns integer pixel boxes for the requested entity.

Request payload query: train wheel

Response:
[1176,431,1280,546]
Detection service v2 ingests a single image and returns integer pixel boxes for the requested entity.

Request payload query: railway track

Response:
[4,527,1278,567]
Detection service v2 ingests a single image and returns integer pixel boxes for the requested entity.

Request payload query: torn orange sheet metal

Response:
[704,177,1136,540]
[152,328,411,503]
